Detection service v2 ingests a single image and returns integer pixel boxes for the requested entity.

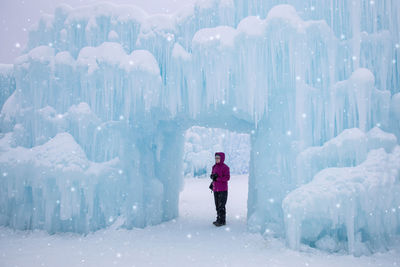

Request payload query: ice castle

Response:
[0,0,399,255]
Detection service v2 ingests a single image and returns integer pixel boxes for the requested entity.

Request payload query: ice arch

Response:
[0,1,399,254]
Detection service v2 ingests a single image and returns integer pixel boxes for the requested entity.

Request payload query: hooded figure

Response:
[210,152,230,226]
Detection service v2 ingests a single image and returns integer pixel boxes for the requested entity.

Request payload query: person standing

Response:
[210,152,230,226]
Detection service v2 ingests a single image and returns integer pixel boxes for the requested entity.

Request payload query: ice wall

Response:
[391,93,400,141]
[0,0,399,255]
[233,0,400,94]
[283,128,399,255]
[0,132,125,232]
[283,146,400,255]
[0,64,15,111]
[24,0,400,95]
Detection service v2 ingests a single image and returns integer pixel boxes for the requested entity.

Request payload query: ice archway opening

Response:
[130,108,284,235]
[139,109,257,224]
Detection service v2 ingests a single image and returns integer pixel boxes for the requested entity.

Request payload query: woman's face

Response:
[215,155,221,163]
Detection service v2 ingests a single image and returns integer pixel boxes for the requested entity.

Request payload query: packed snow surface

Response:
[1,176,399,267]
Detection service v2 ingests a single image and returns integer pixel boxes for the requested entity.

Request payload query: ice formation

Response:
[0,0,399,255]
[284,129,399,255]
[184,126,250,177]
[0,64,15,111]
[296,127,397,185]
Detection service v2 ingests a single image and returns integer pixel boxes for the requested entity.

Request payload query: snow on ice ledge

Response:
[296,127,397,185]
[13,2,396,126]
[1,42,161,130]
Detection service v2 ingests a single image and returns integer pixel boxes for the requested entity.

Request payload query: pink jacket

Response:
[211,152,230,192]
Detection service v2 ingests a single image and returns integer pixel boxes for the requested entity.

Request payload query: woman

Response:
[210,152,230,226]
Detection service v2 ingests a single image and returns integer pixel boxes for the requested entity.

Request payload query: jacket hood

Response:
[215,152,225,164]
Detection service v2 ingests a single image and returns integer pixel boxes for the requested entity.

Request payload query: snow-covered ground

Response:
[0,175,399,267]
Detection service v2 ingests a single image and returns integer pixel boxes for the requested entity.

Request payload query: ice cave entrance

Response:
[181,125,251,221]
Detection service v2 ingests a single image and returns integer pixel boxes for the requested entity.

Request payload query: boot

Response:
[213,220,226,227]
[213,217,226,227]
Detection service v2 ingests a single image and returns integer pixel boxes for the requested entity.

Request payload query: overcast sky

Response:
[0,0,195,64]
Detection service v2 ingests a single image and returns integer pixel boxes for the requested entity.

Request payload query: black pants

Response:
[213,191,228,223]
